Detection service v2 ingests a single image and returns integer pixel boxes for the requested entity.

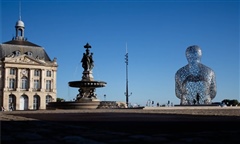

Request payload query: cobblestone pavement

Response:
[1,108,240,144]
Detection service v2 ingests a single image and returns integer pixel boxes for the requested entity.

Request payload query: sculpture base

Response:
[77,97,100,102]
[82,71,94,81]
[46,100,100,109]
[46,100,128,109]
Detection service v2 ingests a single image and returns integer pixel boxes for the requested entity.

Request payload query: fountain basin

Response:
[68,81,107,88]
[47,101,100,109]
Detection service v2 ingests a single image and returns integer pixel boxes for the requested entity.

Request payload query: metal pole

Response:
[125,52,129,107]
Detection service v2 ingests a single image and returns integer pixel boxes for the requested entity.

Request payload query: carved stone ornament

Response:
[21,69,28,76]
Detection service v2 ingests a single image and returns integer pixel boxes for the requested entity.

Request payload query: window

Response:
[46,95,52,104]
[15,50,21,56]
[34,69,41,76]
[21,76,28,89]
[9,94,15,110]
[46,70,51,77]
[9,79,15,89]
[26,51,33,56]
[46,80,51,91]
[10,68,16,75]
[34,80,40,90]
[33,95,40,110]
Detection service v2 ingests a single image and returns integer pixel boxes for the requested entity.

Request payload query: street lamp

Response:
[104,94,106,101]
[125,43,132,107]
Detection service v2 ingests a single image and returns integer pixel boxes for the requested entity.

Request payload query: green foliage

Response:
[222,99,230,106]
[57,98,65,102]
[230,99,239,106]
[222,99,239,106]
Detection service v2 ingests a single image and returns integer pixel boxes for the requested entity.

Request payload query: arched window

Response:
[33,95,40,110]
[9,94,16,110]
[17,29,24,37]
[46,95,52,104]
[20,95,28,110]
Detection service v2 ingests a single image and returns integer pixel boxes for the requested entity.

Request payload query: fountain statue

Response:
[68,43,107,103]
[175,45,217,105]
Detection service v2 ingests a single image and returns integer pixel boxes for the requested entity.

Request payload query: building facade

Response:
[0,19,57,110]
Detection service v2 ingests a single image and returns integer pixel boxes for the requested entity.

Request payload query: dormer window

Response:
[15,50,21,56]
[26,51,33,56]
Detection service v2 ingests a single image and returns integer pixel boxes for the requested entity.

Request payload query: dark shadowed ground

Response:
[1,108,240,144]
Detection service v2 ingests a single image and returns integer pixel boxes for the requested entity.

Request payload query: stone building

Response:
[0,18,57,110]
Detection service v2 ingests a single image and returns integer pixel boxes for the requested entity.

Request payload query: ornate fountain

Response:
[68,43,107,104]
[47,43,107,109]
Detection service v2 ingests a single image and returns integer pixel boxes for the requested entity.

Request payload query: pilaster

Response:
[16,68,21,91]
[41,69,45,92]
[29,69,34,92]
[53,70,57,93]
[3,68,9,91]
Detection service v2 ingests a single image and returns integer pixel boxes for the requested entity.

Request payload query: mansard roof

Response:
[0,40,52,62]
[3,39,41,47]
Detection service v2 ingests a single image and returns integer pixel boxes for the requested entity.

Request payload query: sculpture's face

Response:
[185,46,202,63]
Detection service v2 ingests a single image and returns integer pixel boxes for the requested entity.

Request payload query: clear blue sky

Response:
[1,0,239,106]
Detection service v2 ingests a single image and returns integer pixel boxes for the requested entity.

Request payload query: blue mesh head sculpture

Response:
[175,45,217,105]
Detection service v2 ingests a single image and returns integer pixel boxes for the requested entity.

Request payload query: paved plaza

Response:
[1,107,240,143]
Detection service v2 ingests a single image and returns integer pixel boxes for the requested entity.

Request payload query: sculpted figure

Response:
[89,53,94,70]
[81,50,94,71]
[81,53,88,71]
[175,45,217,105]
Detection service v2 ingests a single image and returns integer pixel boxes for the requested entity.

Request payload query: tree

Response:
[222,99,239,106]
[229,99,239,106]
[222,99,230,106]
[57,98,65,102]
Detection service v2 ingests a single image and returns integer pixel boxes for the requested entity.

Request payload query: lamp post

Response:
[125,44,132,107]
[104,94,106,101]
